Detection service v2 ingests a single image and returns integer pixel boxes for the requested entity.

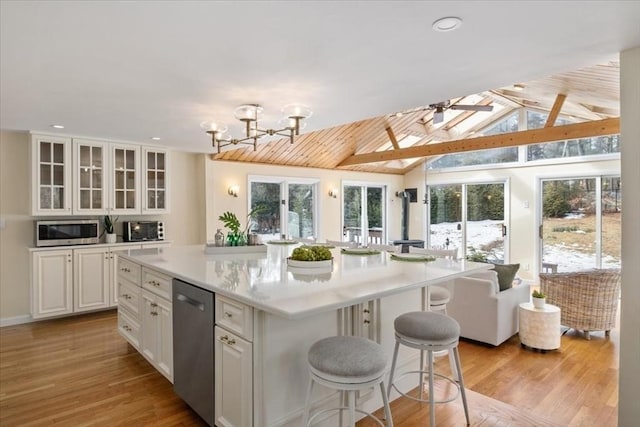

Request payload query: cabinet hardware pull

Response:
[364,319,371,324]
[150,302,158,307]
[363,309,370,313]
[224,312,233,318]
[121,267,131,273]
[220,335,236,345]
[151,311,158,316]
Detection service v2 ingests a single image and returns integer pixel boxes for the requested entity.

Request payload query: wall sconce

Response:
[328,189,338,199]
[228,185,239,197]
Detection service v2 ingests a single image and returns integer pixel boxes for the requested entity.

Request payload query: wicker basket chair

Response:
[539,269,621,340]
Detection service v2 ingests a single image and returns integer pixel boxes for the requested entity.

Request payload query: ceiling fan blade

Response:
[433,110,444,124]
[449,104,494,112]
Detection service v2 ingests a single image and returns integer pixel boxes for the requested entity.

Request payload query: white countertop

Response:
[118,244,492,319]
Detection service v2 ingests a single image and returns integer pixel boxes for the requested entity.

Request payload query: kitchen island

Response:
[116,244,491,427]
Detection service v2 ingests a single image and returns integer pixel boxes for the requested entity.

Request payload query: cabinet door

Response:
[72,139,108,215]
[31,135,72,216]
[156,296,173,382]
[141,289,158,363]
[110,144,140,214]
[142,147,169,214]
[73,247,110,312]
[215,327,253,427]
[31,249,73,318]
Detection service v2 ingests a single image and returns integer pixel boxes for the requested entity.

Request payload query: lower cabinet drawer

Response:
[118,279,141,316]
[118,308,140,350]
[118,258,141,284]
[215,295,254,341]
[142,267,172,301]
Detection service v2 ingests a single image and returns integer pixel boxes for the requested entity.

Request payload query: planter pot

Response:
[532,296,546,309]
[105,233,117,244]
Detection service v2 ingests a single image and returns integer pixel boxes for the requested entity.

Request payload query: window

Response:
[249,176,318,241]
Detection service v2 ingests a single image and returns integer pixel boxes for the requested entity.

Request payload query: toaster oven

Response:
[122,221,165,242]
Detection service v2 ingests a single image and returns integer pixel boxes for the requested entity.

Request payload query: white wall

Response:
[0,130,206,323]
[203,158,406,243]
[618,46,640,426]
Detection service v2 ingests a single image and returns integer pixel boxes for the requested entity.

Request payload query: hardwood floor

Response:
[0,310,618,426]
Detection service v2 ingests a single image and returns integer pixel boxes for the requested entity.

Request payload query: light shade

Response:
[234,104,263,121]
[282,103,312,119]
[200,121,228,134]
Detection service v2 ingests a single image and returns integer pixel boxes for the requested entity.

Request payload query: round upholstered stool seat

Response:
[394,311,459,344]
[429,286,451,307]
[388,311,470,427]
[308,336,388,383]
[303,336,394,427]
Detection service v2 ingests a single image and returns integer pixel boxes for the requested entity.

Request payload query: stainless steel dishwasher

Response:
[172,279,215,426]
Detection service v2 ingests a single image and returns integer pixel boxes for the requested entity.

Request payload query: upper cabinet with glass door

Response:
[142,147,169,214]
[110,144,140,214]
[72,139,108,215]
[31,134,72,216]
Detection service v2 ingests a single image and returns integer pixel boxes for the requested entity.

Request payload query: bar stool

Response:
[387,311,470,427]
[428,286,451,314]
[302,336,394,427]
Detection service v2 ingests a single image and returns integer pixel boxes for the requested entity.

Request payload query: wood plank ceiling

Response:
[210,61,620,175]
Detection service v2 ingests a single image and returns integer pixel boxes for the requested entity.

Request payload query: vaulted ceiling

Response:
[212,61,621,174]
[1,2,638,170]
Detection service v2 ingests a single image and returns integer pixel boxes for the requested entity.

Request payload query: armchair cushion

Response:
[491,263,521,291]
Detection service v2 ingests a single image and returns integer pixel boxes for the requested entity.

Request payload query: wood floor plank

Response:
[0,309,619,426]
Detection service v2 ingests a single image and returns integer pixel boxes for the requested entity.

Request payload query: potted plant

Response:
[532,289,546,309]
[218,205,266,246]
[104,215,118,244]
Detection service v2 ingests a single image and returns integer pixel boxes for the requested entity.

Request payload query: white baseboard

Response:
[0,314,33,327]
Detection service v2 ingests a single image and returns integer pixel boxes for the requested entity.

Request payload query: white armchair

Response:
[443,270,530,346]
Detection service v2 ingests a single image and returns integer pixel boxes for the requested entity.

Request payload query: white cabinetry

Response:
[73,246,110,312]
[141,288,173,382]
[31,134,72,216]
[215,295,254,427]
[31,134,171,216]
[110,144,140,214]
[142,147,169,214]
[214,326,253,427]
[72,138,108,215]
[31,249,73,318]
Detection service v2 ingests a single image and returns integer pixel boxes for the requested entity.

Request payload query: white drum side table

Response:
[518,302,561,351]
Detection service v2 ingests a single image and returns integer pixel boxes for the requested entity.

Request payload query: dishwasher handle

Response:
[176,293,206,311]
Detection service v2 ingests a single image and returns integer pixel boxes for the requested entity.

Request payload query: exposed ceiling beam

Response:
[338,117,619,166]
[545,94,567,127]
[385,126,400,149]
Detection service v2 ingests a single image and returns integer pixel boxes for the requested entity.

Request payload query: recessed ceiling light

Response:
[50,124,65,129]
[150,137,161,141]
[432,16,463,32]
[513,84,526,91]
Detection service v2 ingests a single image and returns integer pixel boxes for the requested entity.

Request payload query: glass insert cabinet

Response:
[31,134,169,216]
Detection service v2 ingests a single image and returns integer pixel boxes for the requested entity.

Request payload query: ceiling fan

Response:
[428,100,494,124]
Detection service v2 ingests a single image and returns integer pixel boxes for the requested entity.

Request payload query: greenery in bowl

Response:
[290,245,332,261]
[532,289,546,299]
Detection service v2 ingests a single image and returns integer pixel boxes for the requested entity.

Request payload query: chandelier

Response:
[201,103,312,153]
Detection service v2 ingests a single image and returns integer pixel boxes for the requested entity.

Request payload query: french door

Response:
[427,181,507,261]
[342,184,387,245]
[249,177,318,242]
[539,176,621,273]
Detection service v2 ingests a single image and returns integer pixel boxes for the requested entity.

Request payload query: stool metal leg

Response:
[387,340,400,398]
[453,347,470,426]
[419,349,425,400]
[302,376,314,427]
[379,382,394,427]
[347,390,356,427]
[428,350,435,427]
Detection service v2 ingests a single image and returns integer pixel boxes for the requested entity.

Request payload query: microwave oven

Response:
[36,219,100,247]
[123,221,165,242]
